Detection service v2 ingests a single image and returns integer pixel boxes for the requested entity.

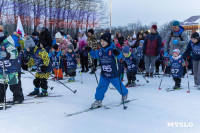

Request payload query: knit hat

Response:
[55,32,62,39]
[191,32,199,39]
[88,29,94,35]
[32,32,37,36]
[151,25,157,31]
[16,29,22,36]
[122,46,130,54]
[100,32,111,44]
[173,49,180,55]
[124,40,128,44]
[53,44,59,51]
[173,21,180,27]
[68,44,74,51]
[140,40,144,44]
[24,36,35,49]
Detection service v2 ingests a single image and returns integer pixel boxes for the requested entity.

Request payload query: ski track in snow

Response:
[0,68,200,133]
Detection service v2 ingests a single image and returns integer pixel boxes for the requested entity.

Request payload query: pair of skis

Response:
[65,99,137,117]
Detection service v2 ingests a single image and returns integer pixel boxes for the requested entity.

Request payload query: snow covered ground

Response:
[0,68,200,133]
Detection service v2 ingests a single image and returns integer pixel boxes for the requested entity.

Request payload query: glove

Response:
[41,66,47,73]
[21,65,28,71]
[113,49,120,56]
[164,52,168,57]
[85,46,92,52]
[173,40,179,45]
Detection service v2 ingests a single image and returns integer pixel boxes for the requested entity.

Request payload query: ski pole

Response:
[27,70,54,90]
[158,65,167,90]
[92,59,99,85]
[116,58,127,110]
[2,61,7,110]
[185,58,190,93]
[137,68,149,83]
[50,74,77,94]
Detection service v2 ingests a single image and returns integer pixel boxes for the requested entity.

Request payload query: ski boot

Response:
[89,69,95,74]
[125,82,131,87]
[28,88,40,96]
[130,81,136,87]
[121,94,128,103]
[68,77,75,82]
[150,73,154,78]
[173,86,181,90]
[197,85,200,90]
[91,100,102,108]
[37,89,48,97]
[145,72,149,77]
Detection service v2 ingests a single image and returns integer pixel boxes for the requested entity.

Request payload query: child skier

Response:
[0,36,24,104]
[122,46,138,87]
[49,44,63,80]
[137,40,145,72]
[183,32,200,89]
[85,32,128,108]
[22,41,52,97]
[170,49,184,90]
[65,44,77,82]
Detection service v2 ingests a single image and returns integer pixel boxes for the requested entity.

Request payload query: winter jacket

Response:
[170,56,184,78]
[0,36,20,85]
[123,52,138,72]
[164,26,188,55]
[89,44,123,78]
[38,28,52,49]
[137,46,144,60]
[143,32,162,56]
[182,40,200,61]
[11,32,21,48]
[58,39,70,55]
[79,35,88,56]
[32,37,39,45]
[26,46,51,79]
[66,52,77,70]
[49,50,63,69]
[87,35,98,50]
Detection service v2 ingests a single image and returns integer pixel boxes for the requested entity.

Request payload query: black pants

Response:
[67,69,76,77]
[80,53,88,70]
[33,78,48,91]
[91,59,97,70]
[138,59,145,71]
[127,71,137,83]
[173,78,181,87]
[0,72,24,102]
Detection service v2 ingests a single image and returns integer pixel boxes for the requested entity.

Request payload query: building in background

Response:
[182,15,200,37]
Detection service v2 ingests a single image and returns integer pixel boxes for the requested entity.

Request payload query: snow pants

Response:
[193,60,200,85]
[95,76,128,101]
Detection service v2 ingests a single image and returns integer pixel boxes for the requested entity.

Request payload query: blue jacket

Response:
[123,53,138,72]
[170,56,184,78]
[12,34,21,47]
[183,40,200,61]
[137,46,144,60]
[89,44,123,78]
[66,52,77,70]
[49,50,63,69]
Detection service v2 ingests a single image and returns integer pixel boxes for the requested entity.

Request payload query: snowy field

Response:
[0,67,200,133]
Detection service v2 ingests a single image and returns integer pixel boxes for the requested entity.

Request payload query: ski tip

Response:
[158,88,162,90]
[187,91,190,93]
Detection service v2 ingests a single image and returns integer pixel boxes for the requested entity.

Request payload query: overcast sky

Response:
[103,0,200,27]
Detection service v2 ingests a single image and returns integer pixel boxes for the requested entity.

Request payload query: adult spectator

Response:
[143,25,162,77]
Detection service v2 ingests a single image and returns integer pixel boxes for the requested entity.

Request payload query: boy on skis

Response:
[49,44,63,80]
[85,32,128,108]
[170,49,185,90]
[22,41,52,97]
[64,44,77,82]
[137,40,145,72]
[122,46,138,87]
